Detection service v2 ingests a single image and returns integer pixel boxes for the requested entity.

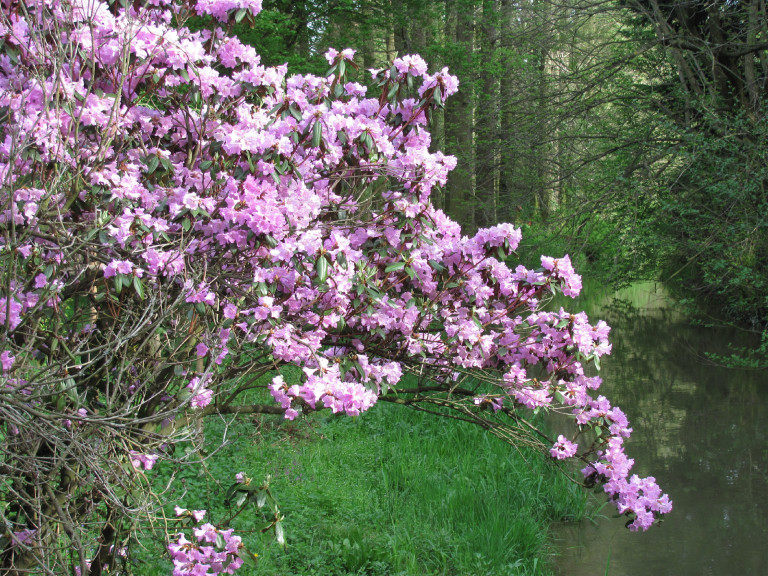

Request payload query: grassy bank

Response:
[139,400,586,576]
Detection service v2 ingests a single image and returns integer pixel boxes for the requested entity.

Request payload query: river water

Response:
[551,283,768,576]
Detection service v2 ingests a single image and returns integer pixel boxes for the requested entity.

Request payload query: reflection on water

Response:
[552,283,768,576]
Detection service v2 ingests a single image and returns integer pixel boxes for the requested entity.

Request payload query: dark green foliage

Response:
[659,109,768,327]
[610,0,768,327]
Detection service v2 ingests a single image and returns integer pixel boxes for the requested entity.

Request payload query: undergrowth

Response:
[136,398,586,576]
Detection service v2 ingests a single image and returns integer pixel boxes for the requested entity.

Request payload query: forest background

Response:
[233,0,768,336]
[0,1,762,574]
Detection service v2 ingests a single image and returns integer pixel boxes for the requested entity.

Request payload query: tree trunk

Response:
[444,0,476,230]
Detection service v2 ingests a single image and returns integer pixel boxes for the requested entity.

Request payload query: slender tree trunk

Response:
[444,0,476,230]
[474,0,500,227]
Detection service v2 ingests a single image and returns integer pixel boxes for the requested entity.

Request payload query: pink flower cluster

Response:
[582,435,672,530]
[129,451,159,471]
[168,510,244,576]
[550,435,578,459]
[269,368,378,420]
[195,0,263,21]
[9,529,36,547]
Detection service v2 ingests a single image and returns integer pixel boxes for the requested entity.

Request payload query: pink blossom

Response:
[104,260,133,278]
[190,388,213,409]
[1,351,15,371]
[344,82,366,97]
[10,529,36,547]
[393,54,428,77]
[550,435,578,459]
[325,47,356,65]
[195,0,263,21]
[129,451,159,471]
[193,523,219,543]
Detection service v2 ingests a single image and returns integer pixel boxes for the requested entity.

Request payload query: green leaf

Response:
[133,276,145,300]
[433,85,442,106]
[146,155,159,174]
[239,545,260,568]
[59,379,78,404]
[312,121,322,148]
[315,255,328,283]
[365,287,382,302]
[256,491,267,508]
[275,521,285,547]
[338,59,346,77]
[54,393,67,411]
[199,160,212,170]
[182,218,191,232]
[234,7,247,23]
[224,482,241,504]
[428,259,446,272]
[384,261,406,273]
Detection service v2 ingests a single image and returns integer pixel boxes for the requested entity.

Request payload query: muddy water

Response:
[552,283,768,576]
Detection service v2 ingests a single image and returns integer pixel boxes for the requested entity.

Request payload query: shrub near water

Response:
[1,1,667,573]
[142,402,585,576]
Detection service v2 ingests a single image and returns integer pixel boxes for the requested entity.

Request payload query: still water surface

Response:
[552,283,768,576]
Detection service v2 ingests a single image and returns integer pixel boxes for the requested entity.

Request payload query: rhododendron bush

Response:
[0,0,670,573]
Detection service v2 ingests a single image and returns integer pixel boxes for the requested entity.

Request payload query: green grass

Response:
[135,401,585,576]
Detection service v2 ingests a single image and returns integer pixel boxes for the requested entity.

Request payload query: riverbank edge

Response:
[140,399,587,575]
